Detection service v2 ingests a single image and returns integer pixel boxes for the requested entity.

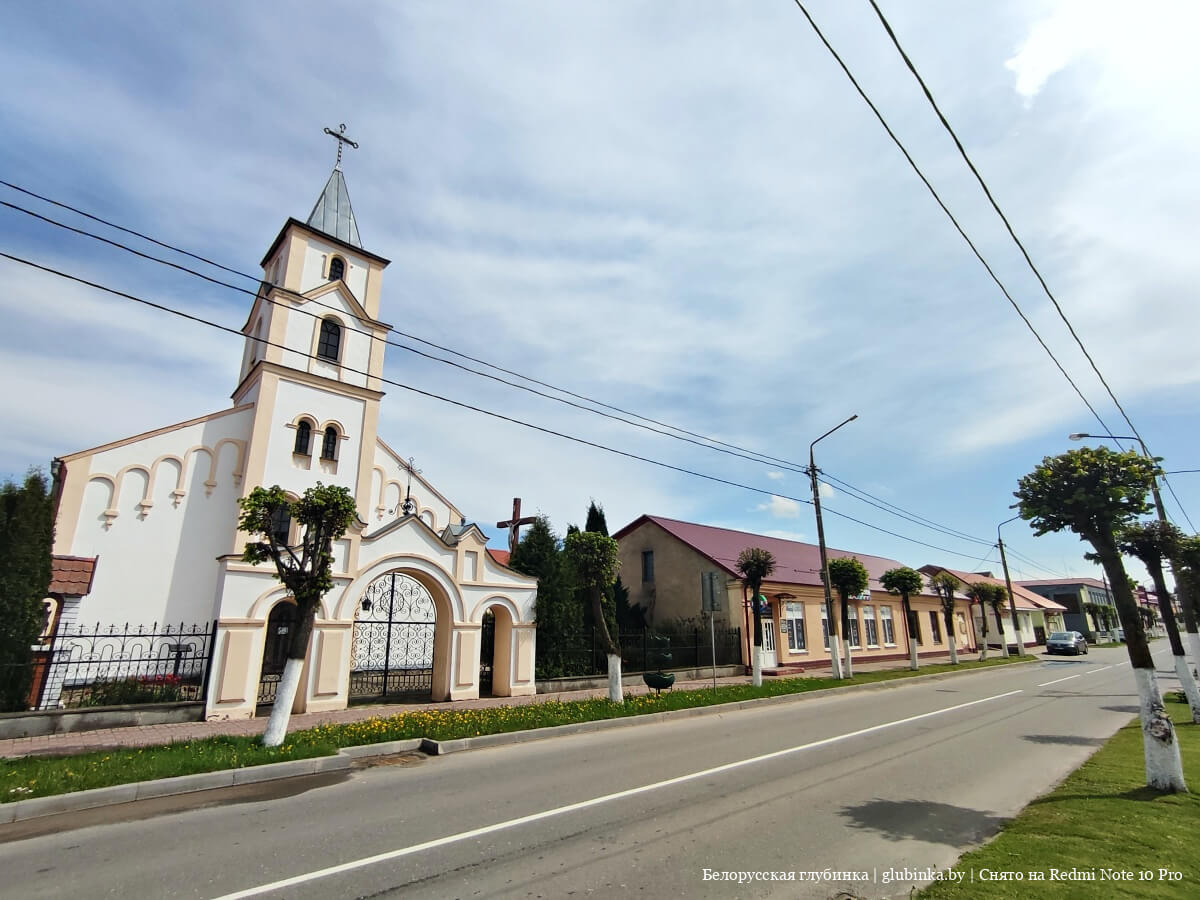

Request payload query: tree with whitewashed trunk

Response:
[735,547,776,687]
[928,572,962,665]
[1118,521,1200,723]
[238,483,357,748]
[881,567,923,671]
[827,557,868,679]
[564,531,623,703]
[1017,446,1185,792]
[1177,536,1200,672]
[967,582,1008,661]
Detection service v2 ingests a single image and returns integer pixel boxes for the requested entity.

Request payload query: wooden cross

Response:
[497,497,536,554]
[323,123,359,169]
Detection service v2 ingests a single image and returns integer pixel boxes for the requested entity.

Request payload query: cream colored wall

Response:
[617,521,733,627]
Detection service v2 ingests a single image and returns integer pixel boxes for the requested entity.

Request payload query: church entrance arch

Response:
[480,603,515,697]
[258,600,298,707]
[349,571,436,700]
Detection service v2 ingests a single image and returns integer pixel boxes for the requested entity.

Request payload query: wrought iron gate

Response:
[479,610,495,695]
[349,572,436,700]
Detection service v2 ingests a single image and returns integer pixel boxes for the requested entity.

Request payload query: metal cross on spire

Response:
[401,457,421,517]
[322,123,359,169]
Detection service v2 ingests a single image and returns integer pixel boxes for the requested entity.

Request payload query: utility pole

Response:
[809,414,856,679]
[997,518,1026,657]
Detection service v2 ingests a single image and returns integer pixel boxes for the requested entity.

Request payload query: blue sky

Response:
[2,1,1197,587]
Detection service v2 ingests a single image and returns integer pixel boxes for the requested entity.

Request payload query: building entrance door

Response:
[761,618,778,668]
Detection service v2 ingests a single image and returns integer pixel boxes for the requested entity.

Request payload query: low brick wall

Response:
[0,702,205,741]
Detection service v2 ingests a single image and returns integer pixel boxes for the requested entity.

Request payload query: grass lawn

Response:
[922,696,1200,899]
[3,655,1033,803]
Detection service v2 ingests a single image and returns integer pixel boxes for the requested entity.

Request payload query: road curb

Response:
[2,659,1038,823]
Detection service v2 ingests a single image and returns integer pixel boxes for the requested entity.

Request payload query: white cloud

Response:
[757,495,802,520]
[766,471,785,481]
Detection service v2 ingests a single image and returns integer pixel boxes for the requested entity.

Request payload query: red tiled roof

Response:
[487,548,511,567]
[613,515,930,595]
[920,565,1065,612]
[1016,577,1107,590]
[50,555,98,596]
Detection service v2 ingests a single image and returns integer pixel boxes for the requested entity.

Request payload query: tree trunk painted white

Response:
[946,631,958,665]
[908,637,919,671]
[1134,667,1186,792]
[752,647,763,687]
[606,653,623,703]
[261,657,304,748]
[842,639,854,678]
[1173,655,1200,724]
[978,637,988,662]
[829,634,844,679]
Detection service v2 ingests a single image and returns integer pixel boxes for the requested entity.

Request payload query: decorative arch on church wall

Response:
[469,594,524,625]
[84,438,247,522]
[246,582,335,622]
[332,554,463,624]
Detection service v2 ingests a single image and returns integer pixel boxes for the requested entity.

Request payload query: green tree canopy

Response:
[827,557,869,600]
[564,531,621,656]
[0,471,53,712]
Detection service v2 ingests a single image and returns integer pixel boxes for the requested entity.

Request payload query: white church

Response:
[47,155,539,719]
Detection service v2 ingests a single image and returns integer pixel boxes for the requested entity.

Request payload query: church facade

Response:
[48,165,539,719]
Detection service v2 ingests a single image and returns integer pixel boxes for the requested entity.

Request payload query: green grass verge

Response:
[922,697,1200,899]
[3,655,1034,803]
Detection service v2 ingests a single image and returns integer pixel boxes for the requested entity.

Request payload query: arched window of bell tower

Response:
[317,318,342,362]
[328,256,346,282]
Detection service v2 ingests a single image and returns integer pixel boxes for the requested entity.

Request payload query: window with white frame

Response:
[820,603,830,649]
[846,604,860,648]
[880,605,896,645]
[784,602,806,652]
[928,610,942,643]
[863,604,879,646]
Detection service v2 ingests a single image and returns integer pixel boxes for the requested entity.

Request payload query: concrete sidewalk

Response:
[1,651,1028,759]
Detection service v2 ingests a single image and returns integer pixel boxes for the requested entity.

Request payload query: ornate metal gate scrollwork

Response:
[349,572,436,699]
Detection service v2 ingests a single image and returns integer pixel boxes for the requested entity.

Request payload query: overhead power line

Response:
[1,183,1008,550]
[863,0,1194,531]
[1,248,1006,563]
[787,1,1124,446]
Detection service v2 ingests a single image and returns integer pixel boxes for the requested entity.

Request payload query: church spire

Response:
[306,124,363,248]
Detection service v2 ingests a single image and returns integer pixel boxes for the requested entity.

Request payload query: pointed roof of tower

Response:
[306,167,362,249]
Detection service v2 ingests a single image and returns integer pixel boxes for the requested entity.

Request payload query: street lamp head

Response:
[1068,433,1089,441]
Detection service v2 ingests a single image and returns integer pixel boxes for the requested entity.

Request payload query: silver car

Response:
[1046,631,1089,655]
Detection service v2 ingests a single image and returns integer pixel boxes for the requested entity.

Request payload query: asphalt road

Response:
[0,647,1172,899]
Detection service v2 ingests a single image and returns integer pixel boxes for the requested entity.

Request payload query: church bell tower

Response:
[232,125,392,524]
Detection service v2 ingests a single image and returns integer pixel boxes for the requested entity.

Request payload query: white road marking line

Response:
[1038,672,1086,687]
[1085,665,1114,675]
[211,688,1025,899]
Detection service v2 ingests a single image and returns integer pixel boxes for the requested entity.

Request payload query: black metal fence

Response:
[1,621,217,712]
[538,626,741,680]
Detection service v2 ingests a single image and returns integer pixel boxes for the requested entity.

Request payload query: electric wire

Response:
[864,0,1196,532]
[1,186,1012,549]
[788,0,1123,446]
[1,248,1005,562]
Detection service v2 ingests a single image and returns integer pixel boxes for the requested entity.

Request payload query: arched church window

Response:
[317,318,341,361]
[294,420,312,456]
[269,505,291,546]
[321,426,339,461]
[328,256,345,282]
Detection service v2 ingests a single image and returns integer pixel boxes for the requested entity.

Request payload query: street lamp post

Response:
[996,514,1025,657]
[810,414,857,680]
